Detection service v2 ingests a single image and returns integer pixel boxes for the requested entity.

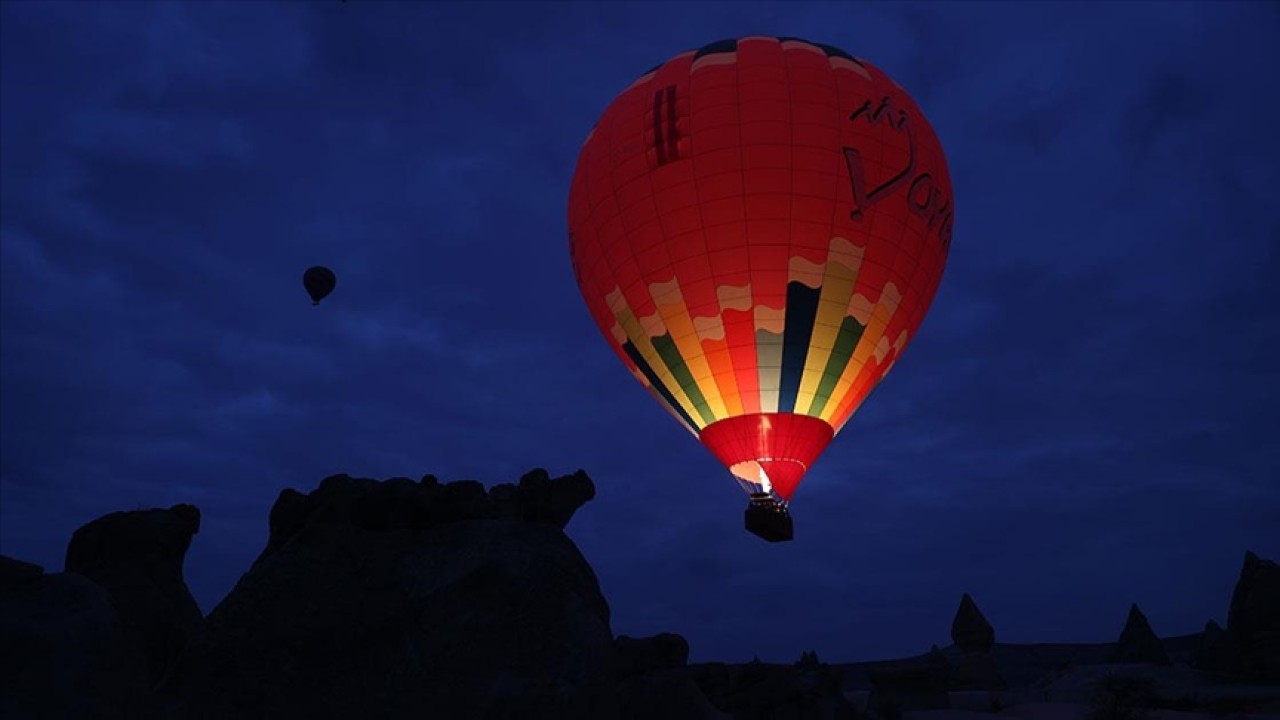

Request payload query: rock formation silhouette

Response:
[2,503,203,719]
[1112,603,1171,665]
[615,633,728,720]
[946,593,1005,691]
[950,592,995,652]
[1194,619,1237,675]
[2,470,1277,719]
[157,469,617,720]
[616,632,691,679]
[866,649,951,715]
[64,504,203,683]
[1191,550,1280,683]
[688,655,857,720]
[0,558,149,718]
[1228,550,1280,682]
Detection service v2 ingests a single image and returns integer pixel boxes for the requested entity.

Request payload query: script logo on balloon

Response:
[843,97,954,251]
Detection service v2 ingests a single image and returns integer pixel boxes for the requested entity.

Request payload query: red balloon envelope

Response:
[568,37,953,512]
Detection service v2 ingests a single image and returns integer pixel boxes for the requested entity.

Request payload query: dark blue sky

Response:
[2,1,1277,663]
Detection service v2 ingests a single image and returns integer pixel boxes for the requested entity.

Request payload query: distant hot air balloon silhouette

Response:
[303,266,337,306]
[567,37,954,541]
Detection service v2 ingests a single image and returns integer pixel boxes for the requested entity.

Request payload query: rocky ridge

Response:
[2,469,1277,720]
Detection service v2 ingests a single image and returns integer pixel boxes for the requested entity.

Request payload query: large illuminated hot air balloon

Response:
[567,37,953,541]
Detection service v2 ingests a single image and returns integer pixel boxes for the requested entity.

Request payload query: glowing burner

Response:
[700,413,835,501]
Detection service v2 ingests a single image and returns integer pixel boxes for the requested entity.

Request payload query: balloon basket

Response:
[744,493,793,543]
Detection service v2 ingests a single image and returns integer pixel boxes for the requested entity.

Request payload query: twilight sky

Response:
[1,1,1277,663]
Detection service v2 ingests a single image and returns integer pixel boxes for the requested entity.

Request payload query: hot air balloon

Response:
[567,37,953,541]
[303,266,337,306]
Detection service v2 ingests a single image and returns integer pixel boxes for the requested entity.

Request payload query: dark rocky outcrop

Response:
[929,643,948,665]
[866,652,951,715]
[1111,603,1170,665]
[951,593,995,653]
[949,651,1007,691]
[259,487,310,561]
[1194,619,1240,677]
[0,555,44,587]
[0,557,150,719]
[616,633,724,719]
[616,632,691,680]
[796,649,823,670]
[945,593,1005,691]
[689,658,858,720]
[6,464,1277,718]
[2,500,201,718]
[1227,550,1280,682]
[518,468,596,529]
[64,504,203,682]
[156,470,617,720]
[256,469,595,562]
[619,669,729,720]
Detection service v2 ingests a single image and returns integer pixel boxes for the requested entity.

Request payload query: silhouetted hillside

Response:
[2,471,1277,720]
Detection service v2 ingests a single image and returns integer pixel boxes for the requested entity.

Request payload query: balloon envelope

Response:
[303,266,336,305]
[567,37,953,504]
